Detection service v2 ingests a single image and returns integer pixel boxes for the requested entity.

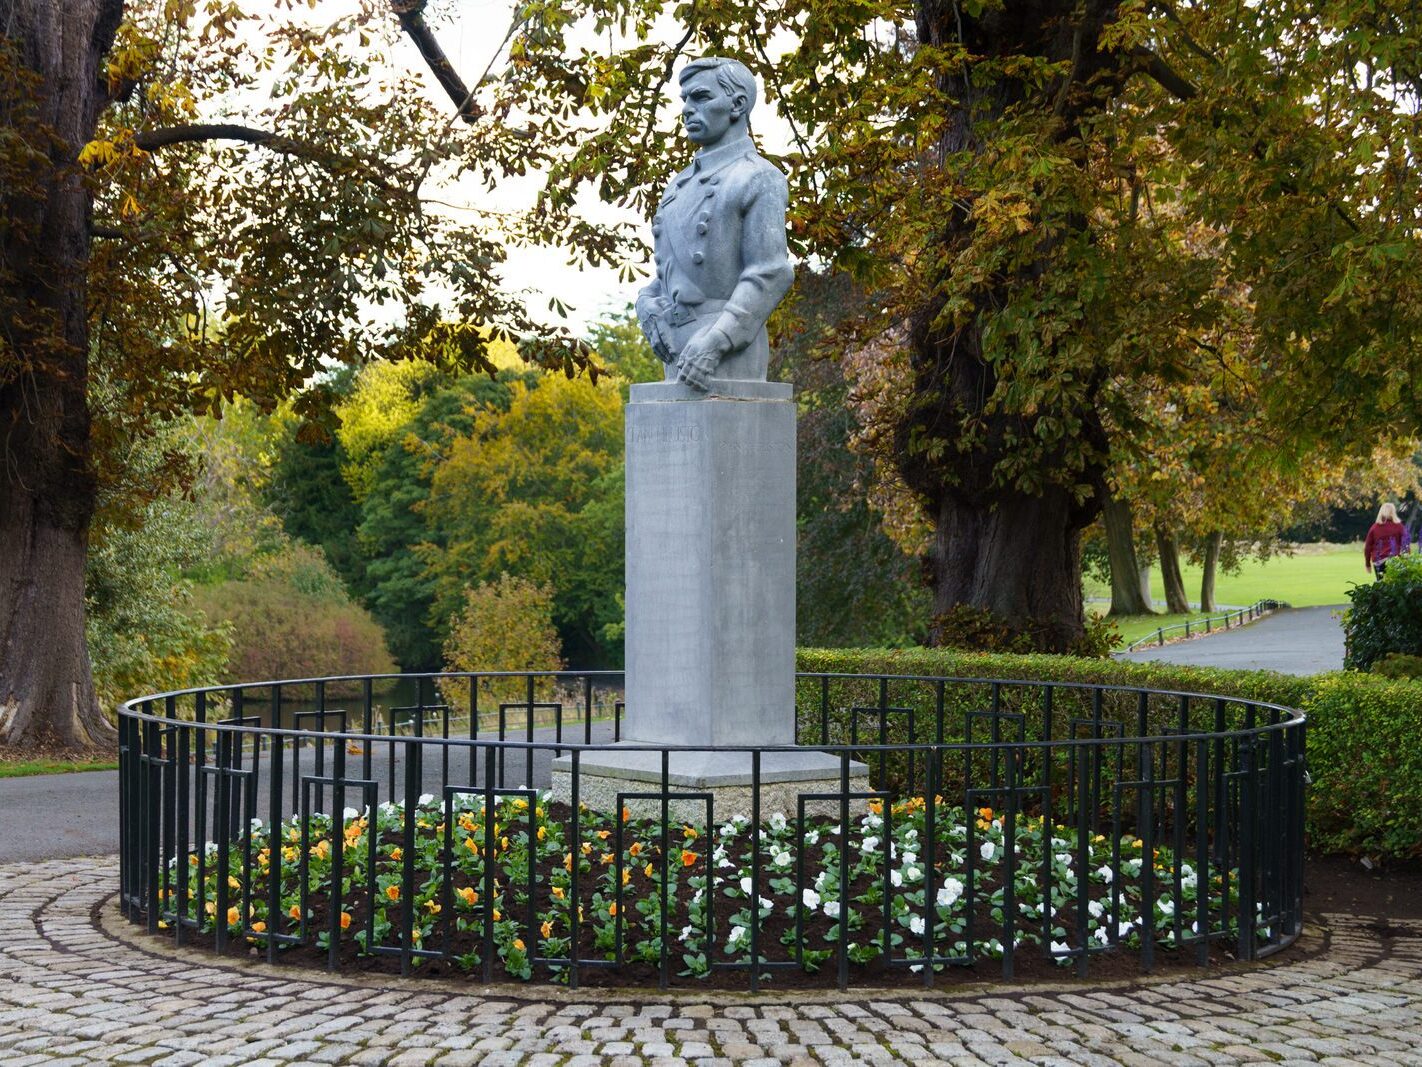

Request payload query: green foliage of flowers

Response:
[798,648,1422,861]
[162,791,1262,984]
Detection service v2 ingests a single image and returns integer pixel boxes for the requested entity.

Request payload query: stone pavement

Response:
[3,858,1422,1065]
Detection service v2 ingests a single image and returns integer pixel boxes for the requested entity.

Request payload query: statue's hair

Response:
[679,57,757,116]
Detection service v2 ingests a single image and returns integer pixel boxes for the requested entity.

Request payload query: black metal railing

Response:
[1122,599,1285,652]
[118,671,1305,990]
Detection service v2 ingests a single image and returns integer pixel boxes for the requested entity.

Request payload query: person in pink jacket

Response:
[1364,502,1411,579]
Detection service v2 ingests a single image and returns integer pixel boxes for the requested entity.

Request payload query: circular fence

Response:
[117,671,1305,991]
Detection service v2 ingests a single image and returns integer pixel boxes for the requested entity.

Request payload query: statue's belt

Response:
[665,298,728,328]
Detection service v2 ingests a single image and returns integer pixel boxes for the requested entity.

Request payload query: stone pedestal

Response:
[551,377,868,816]
[625,378,796,746]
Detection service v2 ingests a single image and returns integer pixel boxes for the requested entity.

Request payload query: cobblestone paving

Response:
[3,857,1420,1066]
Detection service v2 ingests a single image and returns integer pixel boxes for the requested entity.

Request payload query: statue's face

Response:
[680,69,742,146]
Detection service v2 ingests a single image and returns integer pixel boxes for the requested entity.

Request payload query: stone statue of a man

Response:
[636,58,795,391]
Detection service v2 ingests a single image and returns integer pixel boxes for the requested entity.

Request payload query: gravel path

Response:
[2,856,1420,1065]
[1116,605,1348,676]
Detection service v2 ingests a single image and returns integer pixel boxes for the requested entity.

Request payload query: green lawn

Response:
[0,758,118,778]
[1087,542,1370,644]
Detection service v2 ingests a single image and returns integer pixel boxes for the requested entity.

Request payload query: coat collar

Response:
[674,133,755,187]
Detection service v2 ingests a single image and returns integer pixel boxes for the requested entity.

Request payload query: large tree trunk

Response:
[900,1,1119,652]
[1199,530,1223,612]
[1154,524,1191,615]
[0,1,123,749]
[1103,495,1152,616]
[1138,562,1153,609]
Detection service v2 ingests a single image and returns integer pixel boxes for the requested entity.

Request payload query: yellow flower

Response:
[251,921,267,933]
[581,842,592,856]
[621,869,631,886]
[540,920,553,938]
[551,885,565,900]
[644,862,655,878]
[683,826,698,840]
[562,853,573,871]
[536,826,547,842]
[309,839,330,861]
[411,927,422,943]
[282,847,298,863]
[464,837,479,856]
[457,886,478,906]
[385,884,400,902]
[629,841,643,857]
[493,908,501,921]
[512,937,526,951]
[601,852,614,866]
[389,847,403,862]
[340,912,352,930]
[425,899,442,914]
[226,906,240,927]
[228,876,240,890]
[596,829,611,840]
[501,836,510,851]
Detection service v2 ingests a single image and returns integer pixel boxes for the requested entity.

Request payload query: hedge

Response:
[796,647,1422,863]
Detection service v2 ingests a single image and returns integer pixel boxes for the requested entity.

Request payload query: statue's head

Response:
[678,57,757,146]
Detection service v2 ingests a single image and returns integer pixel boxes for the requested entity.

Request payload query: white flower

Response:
[250,817,265,830]
[770,848,792,869]
[342,807,360,821]
[861,835,880,854]
[739,875,753,896]
[681,924,695,940]
[1096,864,1113,884]
[1094,926,1111,945]
[802,888,821,910]
[1049,940,1071,955]
[814,871,830,892]
[418,793,434,806]
[692,889,704,905]
[719,822,738,838]
[768,812,787,834]
[903,865,922,884]
[937,878,964,908]
[862,813,882,831]
[1088,899,1104,919]
[891,869,903,888]
[904,828,918,842]
[759,896,773,912]
[1055,852,1072,866]
[1114,919,1135,939]
[901,851,917,867]
[823,900,841,919]
[727,925,747,948]
[1158,897,1175,917]
[908,915,925,936]
[980,841,996,861]
[804,830,820,846]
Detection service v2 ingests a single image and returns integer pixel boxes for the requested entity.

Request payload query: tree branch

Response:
[389,0,479,123]
[1130,46,1198,101]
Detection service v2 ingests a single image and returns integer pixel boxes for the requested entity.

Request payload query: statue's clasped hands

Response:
[675,327,732,391]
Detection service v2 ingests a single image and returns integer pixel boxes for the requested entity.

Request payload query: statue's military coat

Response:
[636,135,795,381]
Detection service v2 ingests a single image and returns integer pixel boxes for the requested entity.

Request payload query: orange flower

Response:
[340,912,352,930]
[389,847,403,862]
[540,920,553,938]
[493,908,502,921]
[289,904,301,920]
[978,806,994,821]
[226,906,240,927]
[251,920,267,933]
[629,841,643,857]
[385,884,400,902]
[681,850,697,867]
[621,806,630,822]
[868,799,883,815]
[596,830,611,840]
[512,937,526,952]
[562,853,573,871]
[600,852,614,866]
[608,902,618,917]
[457,886,478,906]
[683,826,698,840]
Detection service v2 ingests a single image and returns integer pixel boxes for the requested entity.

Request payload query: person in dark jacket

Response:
[1364,502,1411,579]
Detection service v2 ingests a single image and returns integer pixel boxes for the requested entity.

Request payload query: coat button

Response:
[695,223,708,235]
[692,251,705,264]
[710,175,721,184]
[704,189,715,199]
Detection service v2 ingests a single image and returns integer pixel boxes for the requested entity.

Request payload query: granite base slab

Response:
[549,746,871,823]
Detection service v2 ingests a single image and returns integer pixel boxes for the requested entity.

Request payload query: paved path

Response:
[0,721,618,864]
[2,856,1421,1065]
[1117,606,1347,676]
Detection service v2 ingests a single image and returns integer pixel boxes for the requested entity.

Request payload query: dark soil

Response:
[1304,851,1422,923]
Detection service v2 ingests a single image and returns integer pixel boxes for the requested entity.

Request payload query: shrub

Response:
[442,574,564,706]
[797,647,1422,862]
[193,579,396,683]
[1373,653,1422,680]
[1342,553,1422,671]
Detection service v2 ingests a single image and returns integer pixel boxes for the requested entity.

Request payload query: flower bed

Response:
[161,790,1264,986]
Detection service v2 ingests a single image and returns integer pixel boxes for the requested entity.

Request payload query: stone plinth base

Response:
[550,746,871,824]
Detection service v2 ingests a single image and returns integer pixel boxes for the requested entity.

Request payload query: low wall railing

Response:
[118,671,1305,991]
[1122,600,1285,652]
